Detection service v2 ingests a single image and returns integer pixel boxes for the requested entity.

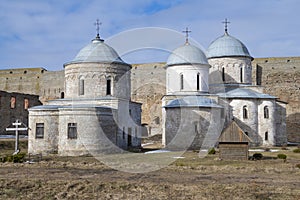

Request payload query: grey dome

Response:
[207,33,252,59]
[164,96,222,108]
[167,43,208,66]
[70,36,125,64]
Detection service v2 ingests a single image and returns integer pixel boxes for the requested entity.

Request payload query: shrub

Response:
[296,164,300,169]
[277,154,287,160]
[252,153,263,160]
[1,153,26,163]
[208,148,216,155]
[293,148,300,153]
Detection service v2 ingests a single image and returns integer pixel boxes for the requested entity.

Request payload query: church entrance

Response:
[128,127,132,147]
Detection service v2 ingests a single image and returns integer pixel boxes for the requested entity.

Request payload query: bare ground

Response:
[0,140,300,199]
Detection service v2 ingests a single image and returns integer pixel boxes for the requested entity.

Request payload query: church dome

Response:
[166,43,208,66]
[69,35,126,64]
[207,32,252,59]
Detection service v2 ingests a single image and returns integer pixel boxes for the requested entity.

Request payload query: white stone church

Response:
[162,26,287,150]
[28,23,287,155]
[28,34,142,156]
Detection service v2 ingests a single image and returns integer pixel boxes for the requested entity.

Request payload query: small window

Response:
[180,74,184,90]
[264,106,269,119]
[36,123,44,139]
[154,117,160,125]
[10,97,16,109]
[106,79,111,95]
[222,67,225,82]
[68,123,77,139]
[243,106,248,119]
[197,73,200,91]
[79,79,84,95]
[122,127,125,139]
[265,132,268,141]
[24,98,29,110]
[61,92,64,99]
[245,132,248,136]
[240,67,243,83]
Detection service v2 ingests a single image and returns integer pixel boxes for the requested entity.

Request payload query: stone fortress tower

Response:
[28,30,142,156]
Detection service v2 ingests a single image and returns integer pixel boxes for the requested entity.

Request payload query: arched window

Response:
[106,78,111,95]
[240,67,243,83]
[265,132,268,141]
[243,105,248,119]
[222,67,225,82]
[10,97,16,109]
[197,73,200,91]
[79,78,84,95]
[264,106,269,119]
[180,74,184,90]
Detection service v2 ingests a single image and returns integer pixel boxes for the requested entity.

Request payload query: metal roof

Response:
[217,88,277,99]
[68,37,126,64]
[207,32,252,59]
[164,96,222,108]
[166,43,208,66]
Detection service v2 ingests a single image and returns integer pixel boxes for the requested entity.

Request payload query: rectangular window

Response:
[36,123,44,139]
[68,123,77,139]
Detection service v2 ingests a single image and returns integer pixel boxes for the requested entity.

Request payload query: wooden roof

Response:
[219,121,252,143]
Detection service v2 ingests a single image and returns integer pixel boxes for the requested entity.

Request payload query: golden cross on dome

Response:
[222,18,230,33]
[182,27,191,44]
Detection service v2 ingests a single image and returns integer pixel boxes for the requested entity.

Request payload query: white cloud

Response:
[0,0,299,70]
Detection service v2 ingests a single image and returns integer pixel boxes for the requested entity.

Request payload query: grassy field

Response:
[0,139,300,199]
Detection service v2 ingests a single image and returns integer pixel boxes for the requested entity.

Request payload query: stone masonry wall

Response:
[252,57,300,142]
[0,56,300,141]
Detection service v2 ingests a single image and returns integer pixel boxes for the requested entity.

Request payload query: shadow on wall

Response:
[286,113,300,143]
[232,117,260,146]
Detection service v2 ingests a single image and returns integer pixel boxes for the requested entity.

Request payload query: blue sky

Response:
[0,0,299,70]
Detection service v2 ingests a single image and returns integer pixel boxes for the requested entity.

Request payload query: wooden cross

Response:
[94,19,102,36]
[182,27,191,44]
[222,18,230,33]
[6,119,28,154]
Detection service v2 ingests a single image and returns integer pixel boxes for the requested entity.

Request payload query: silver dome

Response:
[164,96,222,108]
[207,33,252,59]
[166,43,208,66]
[70,36,125,64]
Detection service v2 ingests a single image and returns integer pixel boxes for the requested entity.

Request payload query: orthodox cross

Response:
[94,19,102,37]
[222,18,230,33]
[6,119,28,154]
[182,27,191,44]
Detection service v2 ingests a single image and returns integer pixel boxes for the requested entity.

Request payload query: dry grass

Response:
[0,139,300,199]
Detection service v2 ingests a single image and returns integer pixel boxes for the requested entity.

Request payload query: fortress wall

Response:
[0,68,64,103]
[0,57,299,141]
[131,63,166,135]
[252,57,300,142]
